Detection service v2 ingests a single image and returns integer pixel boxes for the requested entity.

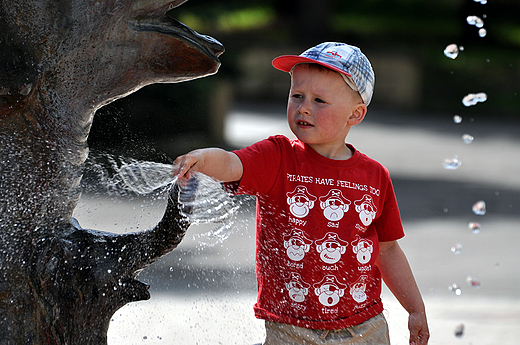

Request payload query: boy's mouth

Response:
[297,121,313,127]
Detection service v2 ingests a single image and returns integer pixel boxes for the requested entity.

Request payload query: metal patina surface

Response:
[0,0,223,343]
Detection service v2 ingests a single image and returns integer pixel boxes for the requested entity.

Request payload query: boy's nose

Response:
[297,102,310,115]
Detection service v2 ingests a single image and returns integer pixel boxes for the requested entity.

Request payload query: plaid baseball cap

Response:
[272,42,375,106]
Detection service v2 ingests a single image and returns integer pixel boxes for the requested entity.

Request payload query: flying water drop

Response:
[462,134,474,144]
[449,283,462,295]
[451,243,463,254]
[466,276,481,288]
[472,200,486,215]
[443,157,462,170]
[444,44,460,59]
[468,221,481,234]
[453,115,462,124]
[462,92,487,107]
[478,28,487,37]
[466,15,484,28]
[454,324,465,338]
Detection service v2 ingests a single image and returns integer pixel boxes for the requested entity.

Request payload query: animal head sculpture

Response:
[0,0,223,106]
[0,0,224,230]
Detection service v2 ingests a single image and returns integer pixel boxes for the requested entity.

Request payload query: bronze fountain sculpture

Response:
[0,0,224,343]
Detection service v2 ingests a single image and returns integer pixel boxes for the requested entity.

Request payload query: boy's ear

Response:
[348,103,367,125]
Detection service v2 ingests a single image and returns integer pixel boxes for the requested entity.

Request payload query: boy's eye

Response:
[314,98,325,103]
[291,94,303,99]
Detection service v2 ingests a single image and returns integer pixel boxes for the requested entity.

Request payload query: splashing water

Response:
[178,172,240,245]
[443,156,462,170]
[462,134,474,144]
[462,92,487,107]
[472,200,486,215]
[117,161,177,195]
[468,221,482,234]
[444,44,460,59]
[473,0,487,4]
[83,155,241,245]
[478,28,487,37]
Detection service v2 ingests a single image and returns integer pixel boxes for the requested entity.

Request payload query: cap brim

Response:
[272,55,352,77]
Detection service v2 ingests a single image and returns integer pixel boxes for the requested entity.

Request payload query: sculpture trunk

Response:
[0,0,224,343]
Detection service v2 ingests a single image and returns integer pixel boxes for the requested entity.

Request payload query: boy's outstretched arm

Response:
[376,241,430,345]
[172,148,243,183]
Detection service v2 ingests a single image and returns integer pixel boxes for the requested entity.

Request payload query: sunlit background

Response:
[76,0,520,344]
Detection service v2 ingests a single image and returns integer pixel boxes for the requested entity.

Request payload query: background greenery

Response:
[89,0,520,160]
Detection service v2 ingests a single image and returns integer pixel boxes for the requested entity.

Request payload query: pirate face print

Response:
[283,230,313,262]
[351,235,374,264]
[354,194,378,226]
[319,189,351,222]
[314,275,346,307]
[285,272,310,303]
[287,185,317,218]
[315,232,349,264]
[350,275,369,303]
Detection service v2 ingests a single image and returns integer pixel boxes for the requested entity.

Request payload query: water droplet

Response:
[453,115,462,124]
[478,28,487,37]
[169,267,174,272]
[444,44,460,59]
[454,323,465,338]
[107,269,112,274]
[451,244,463,254]
[466,276,481,288]
[468,221,481,234]
[466,15,484,28]
[472,200,486,215]
[473,0,487,4]
[449,283,462,295]
[462,134,474,144]
[462,92,487,107]
[443,157,462,169]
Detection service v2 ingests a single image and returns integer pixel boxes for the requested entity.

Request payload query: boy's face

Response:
[287,64,366,159]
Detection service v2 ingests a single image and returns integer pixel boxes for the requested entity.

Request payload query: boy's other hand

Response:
[409,311,429,345]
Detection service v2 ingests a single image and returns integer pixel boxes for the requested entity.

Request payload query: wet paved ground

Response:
[75,105,520,344]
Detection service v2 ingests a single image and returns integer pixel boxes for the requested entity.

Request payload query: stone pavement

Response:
[74,106,520,344]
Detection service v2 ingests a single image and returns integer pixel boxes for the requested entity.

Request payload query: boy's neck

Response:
[308,142,353,160]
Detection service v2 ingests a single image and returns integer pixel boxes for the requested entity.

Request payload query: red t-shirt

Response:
[229,135,404,330]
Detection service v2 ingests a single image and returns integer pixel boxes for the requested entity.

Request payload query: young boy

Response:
[173,42,429,345]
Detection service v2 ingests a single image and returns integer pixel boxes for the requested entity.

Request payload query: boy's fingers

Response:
[409,313,429,345]
[172,155,197,179]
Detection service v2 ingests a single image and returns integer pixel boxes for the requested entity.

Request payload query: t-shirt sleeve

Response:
[373,168,405,242]
[226,136,283,196]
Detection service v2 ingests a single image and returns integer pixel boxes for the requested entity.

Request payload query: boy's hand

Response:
[409,311,429,345]
[172,148,243,184]
[172,150,204,181]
